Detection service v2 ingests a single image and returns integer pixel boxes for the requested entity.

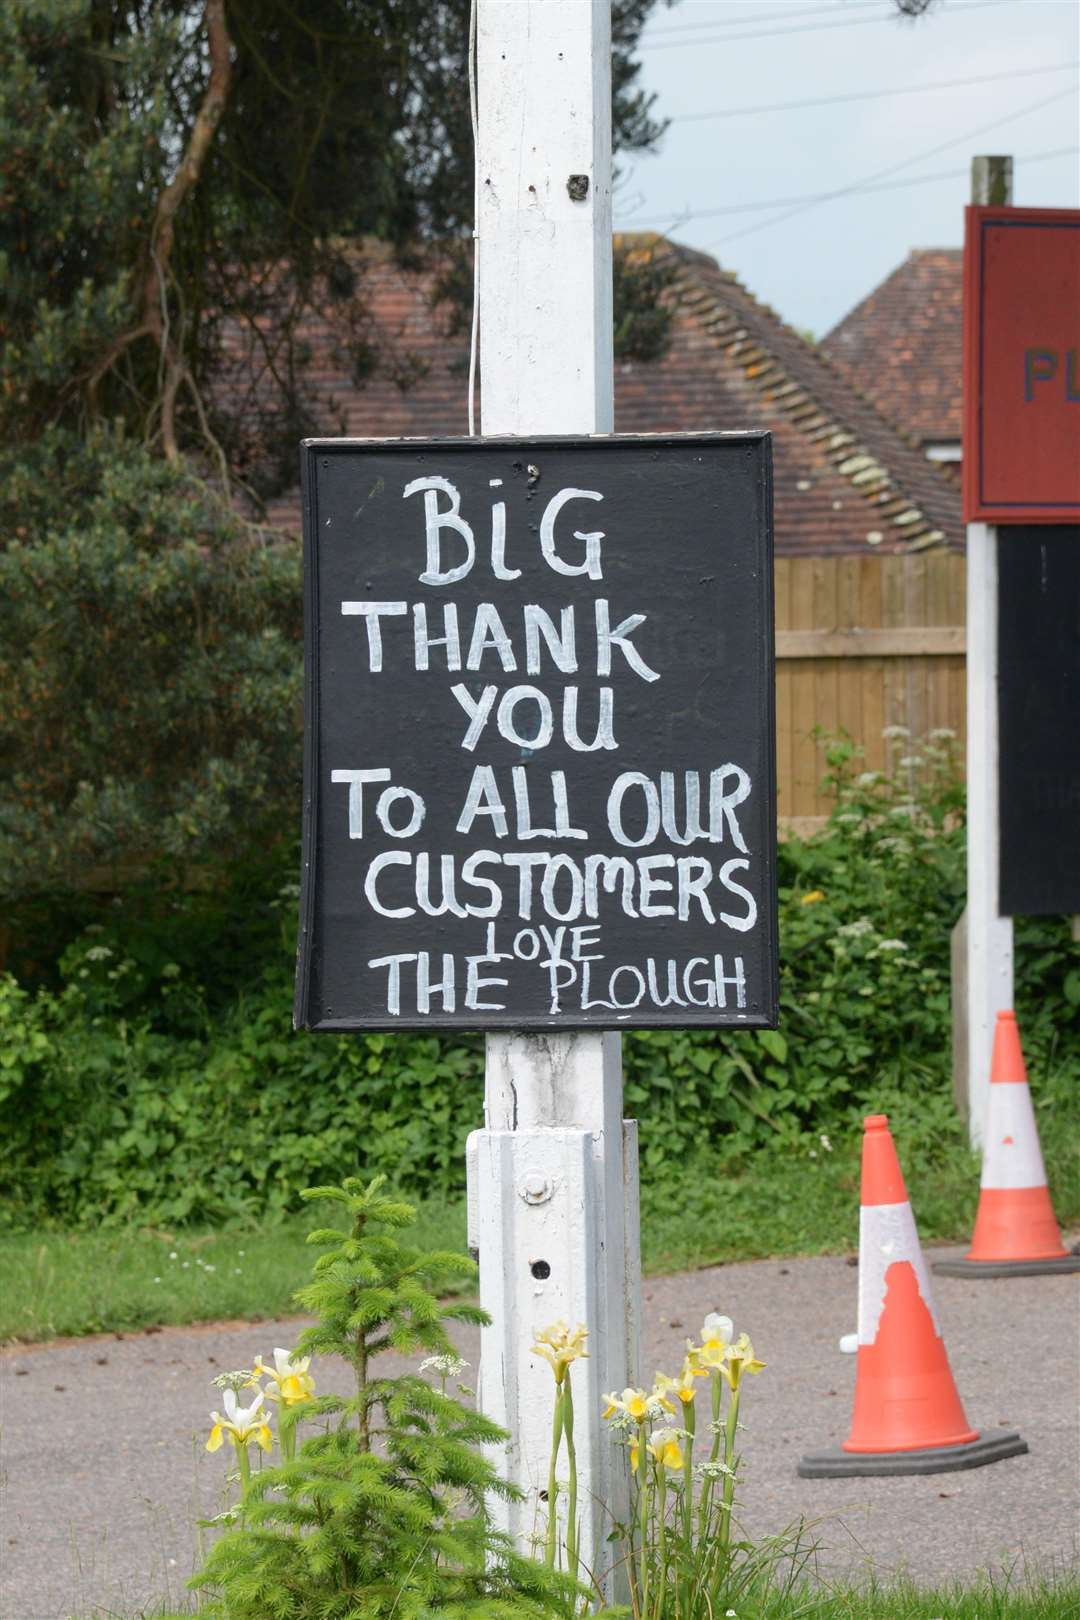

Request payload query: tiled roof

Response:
[620,237,961,553]
[224,236,961,554]
[820,248,963,445]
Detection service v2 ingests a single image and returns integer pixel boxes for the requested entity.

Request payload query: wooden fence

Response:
[775,552,967,833]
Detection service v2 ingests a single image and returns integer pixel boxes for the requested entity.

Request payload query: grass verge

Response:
[4,1132,1077,1344]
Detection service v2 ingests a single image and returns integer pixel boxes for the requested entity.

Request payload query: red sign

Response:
[963,206,1080,524]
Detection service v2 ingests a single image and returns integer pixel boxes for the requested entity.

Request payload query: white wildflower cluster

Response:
[698,1459,735,1480]
[418,1354,470,1379]
[832,917,876,957]
[881,724,910,741]
[212,1368,257,1394]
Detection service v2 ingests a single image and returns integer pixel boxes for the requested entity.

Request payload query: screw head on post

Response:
[520,1170,553,1204]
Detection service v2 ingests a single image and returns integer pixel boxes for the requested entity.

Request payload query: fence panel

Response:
[774,553,966,833]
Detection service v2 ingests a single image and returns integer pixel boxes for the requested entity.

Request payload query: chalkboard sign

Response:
[998,526,1080,916]
[294,434,778,1031]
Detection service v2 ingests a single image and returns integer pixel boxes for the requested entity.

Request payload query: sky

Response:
[614,0,1080,336]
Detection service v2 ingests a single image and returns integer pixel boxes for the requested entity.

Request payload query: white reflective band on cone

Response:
[858,1200,941,1346]
[981,1084,1049,1189]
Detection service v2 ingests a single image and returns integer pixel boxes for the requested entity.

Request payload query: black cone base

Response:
[798,1428,1028,1478]
[933,1255,1080,1279]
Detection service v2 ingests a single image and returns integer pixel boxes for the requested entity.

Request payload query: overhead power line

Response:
[616,83,1076,232]
[641,0,1021,51]
[671,60,1078,124]
[615,144,1075,235]
[707,82,1078,247]
[645,0,886,38]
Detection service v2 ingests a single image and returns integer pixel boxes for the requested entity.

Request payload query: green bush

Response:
[1,734,1077,1231]
[0,428,302,896]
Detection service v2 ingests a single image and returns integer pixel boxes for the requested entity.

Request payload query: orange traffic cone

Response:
[799,1114,1027,1477]
[935,1011,1080,1279]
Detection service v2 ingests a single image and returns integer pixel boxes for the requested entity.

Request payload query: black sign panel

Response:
[295,434,778,1031]
[999,525,1080,916]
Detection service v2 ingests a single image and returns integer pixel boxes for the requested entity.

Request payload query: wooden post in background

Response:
[952,155,1015,1146]
[465,1,640,1591]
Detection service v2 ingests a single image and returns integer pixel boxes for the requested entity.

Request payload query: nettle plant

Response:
[192,1176,573,1619]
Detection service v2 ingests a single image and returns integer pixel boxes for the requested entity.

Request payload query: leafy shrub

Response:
[191,1176,572,1619]
[1,734,1077,1230]
[0,428,302,897]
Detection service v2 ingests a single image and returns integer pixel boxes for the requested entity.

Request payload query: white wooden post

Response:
[962,521,1014,1147]
[955,155,1015,1148]
[465,0,641,1593]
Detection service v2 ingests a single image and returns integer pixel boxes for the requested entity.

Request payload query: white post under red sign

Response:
[465,0,640,1588]
[955,156,1015,1149]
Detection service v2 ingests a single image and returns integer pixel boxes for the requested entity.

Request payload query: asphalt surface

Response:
[2,1243,1077,1620]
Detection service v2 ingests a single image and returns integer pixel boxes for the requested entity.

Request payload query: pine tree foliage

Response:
[190,1177,584,1619]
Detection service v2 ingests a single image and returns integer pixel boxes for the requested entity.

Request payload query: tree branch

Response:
[81,0,233,449]
[141,0,233,332]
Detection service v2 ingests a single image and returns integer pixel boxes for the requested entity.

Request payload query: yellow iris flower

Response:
[719,1333,766,1391]
[254,1347,316,1406]
[655,1356,705,1406]
[688,1311,733,1371]
[207,1388,273,1453]
[602,1386,675,1421]
[531,1320,589,1381]
[647,1427,685,1471]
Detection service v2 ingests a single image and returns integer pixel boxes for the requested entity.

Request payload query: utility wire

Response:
[641,0,1020,51]
[708,83,1077,247]
[616,144,1075,233]
[646,0,886,39]
[671,60,1077,125]
[616,83,1076,230]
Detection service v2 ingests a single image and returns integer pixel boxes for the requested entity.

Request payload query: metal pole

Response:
[956,156,1015,1147]
[465,0,640,1592]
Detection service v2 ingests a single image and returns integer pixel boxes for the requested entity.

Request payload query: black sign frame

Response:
[998,525,1080,917]
[295,432,778,1032]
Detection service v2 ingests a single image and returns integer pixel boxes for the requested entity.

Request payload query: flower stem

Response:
[718,1386,741,1555]
[681,1396,695,1546]
[637,1421,649,1618]
[280,1411,295,1465]
[563,1373,579,1582]
[234,1438,251,1513]
[697,1370,723,1542]
[545,1378,564,1568]
[656,1463,668,1617]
